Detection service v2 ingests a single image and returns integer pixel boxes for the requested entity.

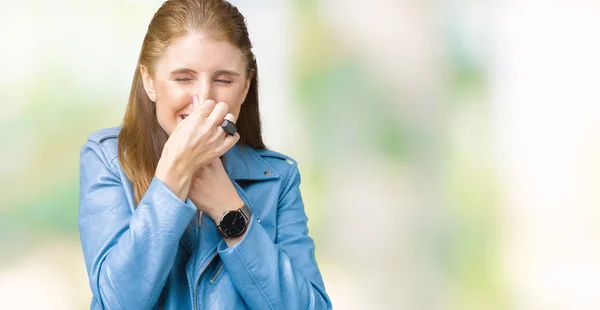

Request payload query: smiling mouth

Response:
[180,114,189,121]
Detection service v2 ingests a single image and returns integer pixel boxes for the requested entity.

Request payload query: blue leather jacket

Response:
[78,127,331,309]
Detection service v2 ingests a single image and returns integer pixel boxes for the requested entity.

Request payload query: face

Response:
[140,33,252,135]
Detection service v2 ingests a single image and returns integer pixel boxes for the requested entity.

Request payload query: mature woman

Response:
[78,0,331,309]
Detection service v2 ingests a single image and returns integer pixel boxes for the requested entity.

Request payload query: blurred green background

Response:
[1,0,600,309]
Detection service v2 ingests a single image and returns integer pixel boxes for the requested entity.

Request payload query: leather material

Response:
[79,126,331,309]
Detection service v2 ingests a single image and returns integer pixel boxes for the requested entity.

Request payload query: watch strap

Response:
[239,203,252,220]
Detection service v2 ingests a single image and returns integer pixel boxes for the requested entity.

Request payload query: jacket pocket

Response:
[209,261,225,284]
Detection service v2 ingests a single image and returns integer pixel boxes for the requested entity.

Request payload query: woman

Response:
[78,0,331,309]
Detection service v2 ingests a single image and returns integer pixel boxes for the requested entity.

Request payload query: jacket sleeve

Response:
[78,140,197,309]
[217,163,332,310]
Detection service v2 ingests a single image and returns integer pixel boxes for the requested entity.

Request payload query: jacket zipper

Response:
[192,252,218,310]
[209,262,225,284]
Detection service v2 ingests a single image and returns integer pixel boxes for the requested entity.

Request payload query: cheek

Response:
[155,83,193,133]
[214,86,246,117]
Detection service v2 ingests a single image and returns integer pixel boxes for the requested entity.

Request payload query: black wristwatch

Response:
[217,204,252,239]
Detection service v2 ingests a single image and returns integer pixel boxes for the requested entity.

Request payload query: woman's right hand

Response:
[154,94,240,201]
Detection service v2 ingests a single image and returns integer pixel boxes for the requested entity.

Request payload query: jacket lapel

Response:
[222,144,280,181]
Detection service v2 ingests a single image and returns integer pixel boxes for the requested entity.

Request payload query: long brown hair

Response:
[118,0,264,205]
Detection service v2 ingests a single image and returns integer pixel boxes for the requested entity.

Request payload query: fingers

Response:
[191,95,217,119]
[185,96,239,156]
[216,132,240,157]
[215,113,239,155]
[207,101,230,125]
[215,112,237,136]
[222,112,237,124]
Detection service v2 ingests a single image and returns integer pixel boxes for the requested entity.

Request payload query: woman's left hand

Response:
[188,157,244,224]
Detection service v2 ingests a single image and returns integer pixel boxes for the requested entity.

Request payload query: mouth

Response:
[179,114,189,121]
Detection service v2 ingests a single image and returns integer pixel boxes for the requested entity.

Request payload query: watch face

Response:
[220,211,247,237]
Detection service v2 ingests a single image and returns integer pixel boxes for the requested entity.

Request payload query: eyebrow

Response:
[169,68,240,77]
[214,69,240,77]
[169,68,196,76]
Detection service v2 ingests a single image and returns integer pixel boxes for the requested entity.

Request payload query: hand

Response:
[188,157,244,223]
[155,95,240,201]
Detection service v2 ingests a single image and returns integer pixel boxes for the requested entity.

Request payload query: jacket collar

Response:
[222,143,279,181]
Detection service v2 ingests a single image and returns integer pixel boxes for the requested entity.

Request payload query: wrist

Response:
[216,203,252,244]
[155,158,192,201]
[209,198,245,224]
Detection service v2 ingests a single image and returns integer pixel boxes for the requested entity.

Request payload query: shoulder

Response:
[253,148,301,184]
[81,126,122,166]
[87,126,121,144]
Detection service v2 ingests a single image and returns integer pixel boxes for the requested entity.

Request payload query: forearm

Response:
[84,178,196,309]
[217,217,331,310]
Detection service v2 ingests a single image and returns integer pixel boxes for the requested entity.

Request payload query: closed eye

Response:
[175,77,193,82]
[215,79,232,84]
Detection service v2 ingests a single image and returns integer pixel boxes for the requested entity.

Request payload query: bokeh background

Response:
[1,0,600,309]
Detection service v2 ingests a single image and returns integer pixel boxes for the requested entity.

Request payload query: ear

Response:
[240,70,254,104]
[140,64,157,102]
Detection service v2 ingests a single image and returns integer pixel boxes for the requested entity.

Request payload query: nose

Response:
[194,76,215,104]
